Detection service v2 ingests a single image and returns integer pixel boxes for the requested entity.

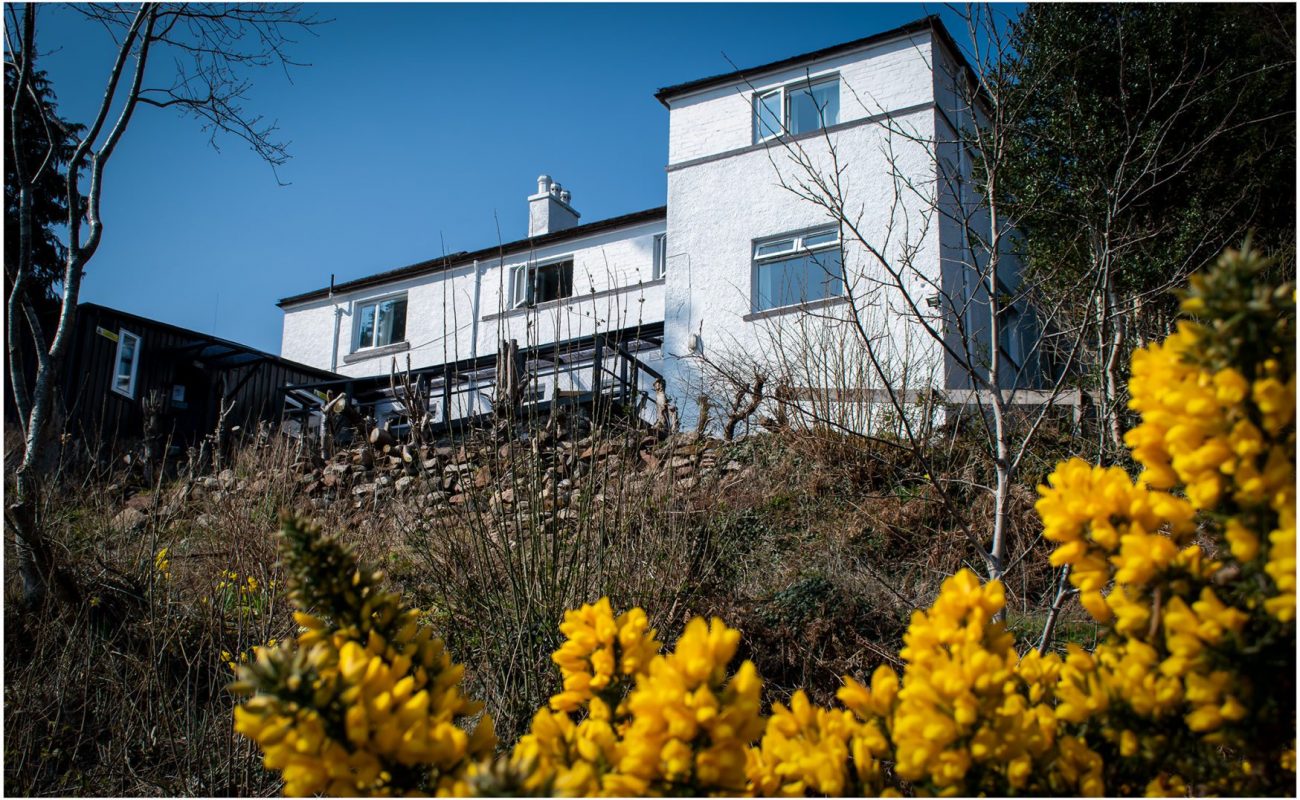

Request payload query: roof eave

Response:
[278,205,668,309]
[653,15,964,107]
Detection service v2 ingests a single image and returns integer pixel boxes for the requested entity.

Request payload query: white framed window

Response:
[355,294,407,350]
[512,258,574,308]
[752,225,843,312]
[753,76,840,143]
[652,233,667,280]
[111,329,141,399]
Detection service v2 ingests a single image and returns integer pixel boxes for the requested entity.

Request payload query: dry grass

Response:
[4,414,1078,795]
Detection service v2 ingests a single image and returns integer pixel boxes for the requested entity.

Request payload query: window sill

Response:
[743,295,847,322]
[482,277,665,323]
[343,340,410,364]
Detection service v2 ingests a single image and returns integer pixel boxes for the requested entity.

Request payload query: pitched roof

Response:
[654,15,972,107]
[278,205,667,308]
[80,302,338,378]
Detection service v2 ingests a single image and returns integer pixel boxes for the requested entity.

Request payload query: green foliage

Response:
[4,66,84,301]
[1004,4,1296,305]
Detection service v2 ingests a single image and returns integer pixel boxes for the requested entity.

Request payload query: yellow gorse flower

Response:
[550,598,660,715]
[234,245,1293,797]
[230,515,494,796]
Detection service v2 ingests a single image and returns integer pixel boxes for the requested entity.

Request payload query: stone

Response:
[124,492,156,512]
[111,506,148,532]
[395,476,414,493]
[352,483,375,497]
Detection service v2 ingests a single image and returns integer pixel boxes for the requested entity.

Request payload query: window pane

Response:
[754,90,782,141]
[358,304,376,348]
[801,229,838,248]
[755,238,796,258]
[755,248,844,311]
[535,260,573,303]
[374,298,406,346]
[114,334,138,395]
[389,299,407,343]
[789,79,839,135]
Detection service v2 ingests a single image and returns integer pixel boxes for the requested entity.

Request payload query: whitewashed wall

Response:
[666,34,939,166]
[279,23,1033,432]
[660,30,951,429]
[280,218,666,380]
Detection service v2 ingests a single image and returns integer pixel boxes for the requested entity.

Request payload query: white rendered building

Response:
[278,17,1039,432]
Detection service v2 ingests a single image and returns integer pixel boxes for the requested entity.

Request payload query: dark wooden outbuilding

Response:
[59,303,338,453]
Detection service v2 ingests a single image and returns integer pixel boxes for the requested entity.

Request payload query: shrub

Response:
[234,245,1293,796]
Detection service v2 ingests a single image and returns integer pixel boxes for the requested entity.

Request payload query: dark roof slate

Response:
[278,206,667,308]
[653,15,971,107]
[80,302,339,378]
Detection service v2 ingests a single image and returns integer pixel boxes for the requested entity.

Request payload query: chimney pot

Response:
[528,174,580,237]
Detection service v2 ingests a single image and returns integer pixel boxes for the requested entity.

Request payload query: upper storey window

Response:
[753,76,840,143]
[753,225,843,312]
[356,294,407,350]
[513,258,574,308]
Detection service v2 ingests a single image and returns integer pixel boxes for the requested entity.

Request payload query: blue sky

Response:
[26,2,1007,354]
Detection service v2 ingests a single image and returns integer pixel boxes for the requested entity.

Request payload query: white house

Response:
[278,16,1038,432]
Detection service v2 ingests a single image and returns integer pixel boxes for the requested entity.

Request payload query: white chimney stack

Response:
[529,174,580,237]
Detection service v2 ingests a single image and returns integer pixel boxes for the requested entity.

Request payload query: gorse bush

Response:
[230,517,495,795]
[234,245,1294,796]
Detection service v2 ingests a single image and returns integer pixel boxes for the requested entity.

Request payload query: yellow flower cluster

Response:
[618,617,764,794]
[1030,245,1295,790]
[550,598,661,714]
[1036,459,1194,622]
[504,606,762,796]
[233,246,1292,798]
[892,571,1101,796]
[1125,247,1296,623]
[231,515,494,796]
[154,547,171,580]
[745,686,891,797]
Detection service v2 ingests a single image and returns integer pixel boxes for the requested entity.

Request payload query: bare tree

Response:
[1004,4,1296,456]
[5,3,321,607]
[708,7,1092,593]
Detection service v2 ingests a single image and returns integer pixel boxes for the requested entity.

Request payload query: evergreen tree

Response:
[4,65,84,307]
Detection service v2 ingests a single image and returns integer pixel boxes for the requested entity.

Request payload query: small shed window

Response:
[111,329,141,399]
